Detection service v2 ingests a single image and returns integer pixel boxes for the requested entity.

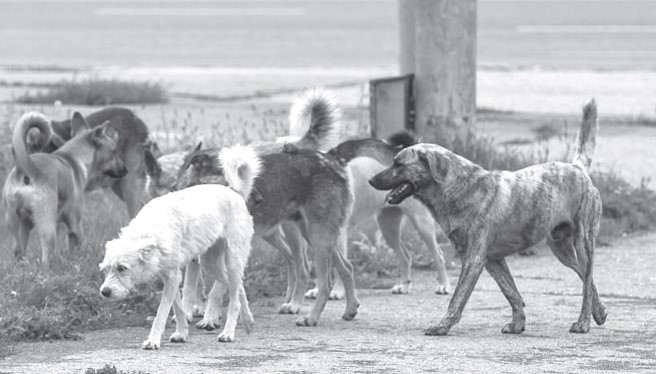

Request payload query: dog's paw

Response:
[329,290,344,301]
[391,283,411,294]
[569,321,590,334]
[217,332,234,343]
[341,307,358,321]
[278,303,302,314]
[242,315,255,334]
[434,285,450,295]
[424,324,450,336]
[169,332,188,343]
[141,339,160,350]
[196,319,221,331]
[295,316,318,327]
[304,288,318,299]
[501,322,525,334]
[593,307,608,326]
[192,303,206,318]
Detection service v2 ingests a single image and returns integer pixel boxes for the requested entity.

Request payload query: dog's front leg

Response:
[425,238,487,336]
[143,271,181,350]
[169,289,189,343]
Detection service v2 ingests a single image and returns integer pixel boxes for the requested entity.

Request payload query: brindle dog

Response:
[369,100,607,335]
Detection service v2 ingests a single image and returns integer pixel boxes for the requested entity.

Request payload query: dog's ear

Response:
[138,244,156,262]
[94,121,119,143]
[70,112,89,137]
[193,142,202,152]
[420,150,449,183]
[144,149,161,179]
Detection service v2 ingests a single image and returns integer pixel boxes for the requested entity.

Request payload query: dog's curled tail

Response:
[12,112,52,179]
[387,130,419,148]
[289,87,351,151]
[573,99,598,172]
[219,144,262,201]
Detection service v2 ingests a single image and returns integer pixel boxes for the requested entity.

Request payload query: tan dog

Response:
[2,112,127,267]
[370,100,607,335]
[26,107,150,218]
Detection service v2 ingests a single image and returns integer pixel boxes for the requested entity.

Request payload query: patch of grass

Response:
[86,364,150,374]
[15,78,168,106]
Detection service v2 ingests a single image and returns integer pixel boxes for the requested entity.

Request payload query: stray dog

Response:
[147,88,356,322]
[99,144,260,350]
[370,100,607,335]
[176,146,358,327]
[325,131,451,295]
[26,107,150,218]
[2,112,127,267]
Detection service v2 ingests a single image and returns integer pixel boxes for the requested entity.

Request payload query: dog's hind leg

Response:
[238,285,254,334]
[405,207,451,295]
[218,248,247,342]
[169,289,189,343]
[196,248,228,331]
[181,258,201,322]
[484,258,526,334]
[263,225,296,305]
[331,228,360,321]
[296,244,332,327]
[277,223,309,314]
[7,211,31,260]
[143,270,182,350]
[377,207,411,294]
[62,210,82,251]
[34,207,57,269]
[547,220,606,333]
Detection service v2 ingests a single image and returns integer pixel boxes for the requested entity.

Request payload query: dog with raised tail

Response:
[99,144,261,350]
[370,99,606,336]
[2,112,127,268]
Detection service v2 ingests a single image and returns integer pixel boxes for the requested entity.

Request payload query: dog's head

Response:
[174,142,227,190]
[72,113,128,179]
[369,143,451,205]
[144,149,186,200]
[99,235,160,299]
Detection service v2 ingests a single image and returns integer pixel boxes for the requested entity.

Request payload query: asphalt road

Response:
[0,0,655,70]
[2,233,656,373]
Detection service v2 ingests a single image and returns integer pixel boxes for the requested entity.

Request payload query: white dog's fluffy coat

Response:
[99,144,260,350]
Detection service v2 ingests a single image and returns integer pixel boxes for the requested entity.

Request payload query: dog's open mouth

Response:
[386,182,414,204]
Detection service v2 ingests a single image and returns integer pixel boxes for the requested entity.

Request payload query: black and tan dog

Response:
[26,107,149,218]
[176,147,359,328]
[370,100,606,335]
[2,112,127,267]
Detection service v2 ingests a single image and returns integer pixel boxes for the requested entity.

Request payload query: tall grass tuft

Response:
[15,78,168,106]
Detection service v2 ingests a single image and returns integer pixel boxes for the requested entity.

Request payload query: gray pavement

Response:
[1,233,655,373]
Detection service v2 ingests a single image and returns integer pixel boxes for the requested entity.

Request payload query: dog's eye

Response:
[117,265,128,273]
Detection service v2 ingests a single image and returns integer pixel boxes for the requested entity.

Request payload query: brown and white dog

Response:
[3,112,127,267]
[370,100,607,335]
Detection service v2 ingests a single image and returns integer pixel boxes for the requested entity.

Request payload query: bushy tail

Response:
[218,144,262,201]
[12,112,51,178]
[387,130,419,148]
[572,99,598,172]
[289,87,350,151]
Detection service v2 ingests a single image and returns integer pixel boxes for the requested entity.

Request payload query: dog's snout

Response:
[101,287,112,298]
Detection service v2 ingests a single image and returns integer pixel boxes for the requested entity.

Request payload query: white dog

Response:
[99,144,261,350]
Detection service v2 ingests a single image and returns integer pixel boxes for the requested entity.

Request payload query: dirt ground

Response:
[1,233,655,374]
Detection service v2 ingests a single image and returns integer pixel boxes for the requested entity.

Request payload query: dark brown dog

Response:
[3,112,127,267]
[26,107,149,218]
[369,100,606,335]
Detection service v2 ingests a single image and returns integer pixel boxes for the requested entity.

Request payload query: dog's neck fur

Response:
[414,155,492,235]
[54,135,96,184]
